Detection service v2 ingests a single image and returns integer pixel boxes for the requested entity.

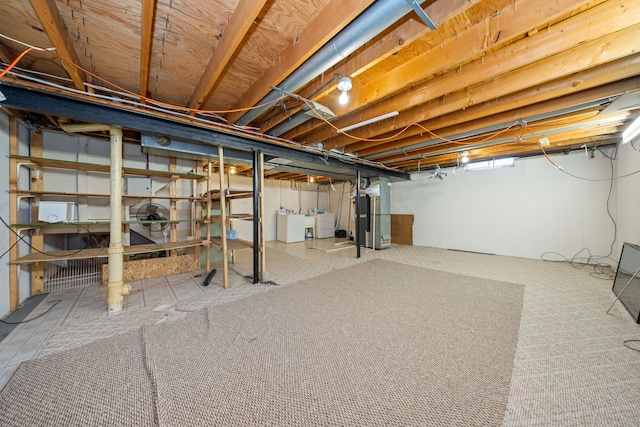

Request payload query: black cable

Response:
[603,145,618,262]
[0,299,61,324]
[0,215,93,259]
[539,146,619,280]
[239,273,280,286]
[252,73,340,126]
[0,240,20,260]
[551,141,640,182]
[541,249,617,280]
[623,340,640,353]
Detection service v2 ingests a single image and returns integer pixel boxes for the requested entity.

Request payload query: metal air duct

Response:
[236,0,428,127]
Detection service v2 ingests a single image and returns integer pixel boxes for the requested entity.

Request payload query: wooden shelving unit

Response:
[7,133,266,308]
[14,190,205,203]
[11,219,206,228]
[201,187,254,288]
[10,154,205,180]
[199,148,264,289]
[13,240,207,264]
[8,148,212,292]
[207,190,254,253]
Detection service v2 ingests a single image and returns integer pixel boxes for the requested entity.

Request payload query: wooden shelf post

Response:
[218,147,229,289]
[8,117,19,311]
[29,130,45,295]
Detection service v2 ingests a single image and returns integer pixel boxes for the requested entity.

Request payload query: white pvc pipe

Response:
[59,123,112,133]
[107,127,130,312]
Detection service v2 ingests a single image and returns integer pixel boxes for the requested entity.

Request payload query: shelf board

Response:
[122,219,205,226]
[11,221,111,228]
[11,155,206,180]
[205,190,254,201]
[12,240,207,264]
[12,190,205,202]
[210,214,254,222]
[209,236,252,251]
[12,219,206,228]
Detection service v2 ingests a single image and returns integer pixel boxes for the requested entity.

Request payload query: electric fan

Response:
[136,202,170,241]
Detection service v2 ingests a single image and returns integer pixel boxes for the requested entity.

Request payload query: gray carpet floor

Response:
[0,259,524,426]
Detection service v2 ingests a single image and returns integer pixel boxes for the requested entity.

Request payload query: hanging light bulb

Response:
[337,76,352,106]
[339,90,349,105]
[461,151,470,164]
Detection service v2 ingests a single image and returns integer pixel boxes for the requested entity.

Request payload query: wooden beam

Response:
[218,147,229,289]
[357,107,602,157]
[348,0,608,116]
[30,131,44,295]
[139,0,157,98]
[9,117,19,311]
[29,0,86,91]
[291,0,635,145]
[389,124,623,169]
[0,42,12,63]
[188,0,270,110]
[398,134,621,171]
[376,119,624,164]
[224,0,377,124]
[322,24,640,152]
[357,73,640,158]
[169,157,177,257]
[384,114,625,162]
[205,162,211,273]
[258,0,482,133]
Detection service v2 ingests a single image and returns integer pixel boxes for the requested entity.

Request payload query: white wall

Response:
[37,130,337,244]
[227,175,335,241]
[0,113,32,318]
[391,151,616,261]
[0,111,10,317]
[41,131,200,242]
[3,122,632,317]
[614,136,640,261]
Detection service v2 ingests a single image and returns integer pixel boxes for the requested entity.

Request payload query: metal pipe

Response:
[252,150,260,283]
[236,0,419,126]
[259,152,266,283]
[107,127,131,312]
[59,123,112,133]
[365,99,610,160]
[266,110,315,137]
[355,170,361,258]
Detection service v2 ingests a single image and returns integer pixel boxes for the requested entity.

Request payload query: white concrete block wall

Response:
[614,136,640,261]
[0,111,10,317]
[0,113,33,317]
[4,123,634,318]
[390,150,616,263]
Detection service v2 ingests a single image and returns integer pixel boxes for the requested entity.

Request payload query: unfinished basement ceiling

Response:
[0,0,639,180]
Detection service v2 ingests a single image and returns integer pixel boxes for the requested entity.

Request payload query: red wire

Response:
[2,44,539,152]
[524,123,562,169]
[0,47,34,79]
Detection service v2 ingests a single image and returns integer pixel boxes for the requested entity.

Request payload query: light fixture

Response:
[309,176,315,183]
[338,111,399,133]
[623,115,640,144]
[229,166,236,174]
[337,76,352,105]
[460,151,470,164]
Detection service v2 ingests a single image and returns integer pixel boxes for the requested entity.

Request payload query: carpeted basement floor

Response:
[0,241,639,426]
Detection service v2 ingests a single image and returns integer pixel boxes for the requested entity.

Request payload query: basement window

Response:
[464,157,515,172]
